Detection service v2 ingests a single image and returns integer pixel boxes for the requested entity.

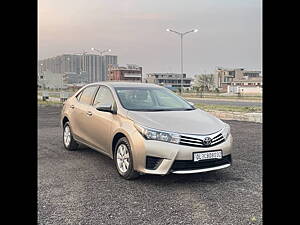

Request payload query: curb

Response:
[184,97,262,103]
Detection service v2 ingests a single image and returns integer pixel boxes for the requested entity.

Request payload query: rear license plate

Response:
[193,151,222,162]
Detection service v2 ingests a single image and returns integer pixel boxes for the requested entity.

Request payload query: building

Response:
[215,67,261,92]
[38,53,118,83]
[108,64,142,82]
[103,55,118,80]
[81,54,103,82]
[145,73,193,91]
[228,78,263,95]
[38,71,64,89]
[38,54,81,74]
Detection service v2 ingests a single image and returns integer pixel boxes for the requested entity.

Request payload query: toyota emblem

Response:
[203,137,212,146]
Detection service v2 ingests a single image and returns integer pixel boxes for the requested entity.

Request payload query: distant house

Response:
[228,78,263,95]
[108,64,142,82]
[215,67,262,92]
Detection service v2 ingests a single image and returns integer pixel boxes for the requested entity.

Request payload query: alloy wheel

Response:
[63,125,71,147]
[116,144,130,173]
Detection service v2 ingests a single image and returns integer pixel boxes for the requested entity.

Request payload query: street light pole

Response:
[166,28,198,94]
[91,48,111,56]
[180,34,183,93]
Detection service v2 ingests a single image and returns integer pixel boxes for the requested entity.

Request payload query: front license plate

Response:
[193,151,222,162]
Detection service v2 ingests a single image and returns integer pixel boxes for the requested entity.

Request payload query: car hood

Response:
[127,109,224,135]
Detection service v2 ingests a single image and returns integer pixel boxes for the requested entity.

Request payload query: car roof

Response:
[85,81,161,88]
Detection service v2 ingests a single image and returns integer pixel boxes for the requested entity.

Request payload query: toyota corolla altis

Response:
[61,82,233,179]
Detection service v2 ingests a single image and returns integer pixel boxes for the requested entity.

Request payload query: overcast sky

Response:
[38,0,261,77]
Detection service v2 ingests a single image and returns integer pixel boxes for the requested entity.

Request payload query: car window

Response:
[93,86,114,107]
[115,87,194,111]
[76,91,83,101]
[79,86,98,105]
[153,90,182,107]
[117,89,155,109]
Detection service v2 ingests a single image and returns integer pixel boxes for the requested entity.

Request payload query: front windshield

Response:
[114,87,195,111]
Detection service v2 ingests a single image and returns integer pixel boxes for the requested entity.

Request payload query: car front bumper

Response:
[130,131,233,175]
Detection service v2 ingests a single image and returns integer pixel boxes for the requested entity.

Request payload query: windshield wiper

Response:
[184,108,195,111]
[147,109,172,111]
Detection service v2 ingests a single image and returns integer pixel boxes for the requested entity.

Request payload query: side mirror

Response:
[188,101,195,106]
[96,104,117,114]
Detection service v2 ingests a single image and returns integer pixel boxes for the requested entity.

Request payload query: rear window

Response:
[79,86,98,105]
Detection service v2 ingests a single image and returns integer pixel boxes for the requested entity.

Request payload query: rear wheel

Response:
[114,137,139,180]
[63,122,78,151]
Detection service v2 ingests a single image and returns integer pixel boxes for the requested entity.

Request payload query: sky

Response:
[38,0,262,77]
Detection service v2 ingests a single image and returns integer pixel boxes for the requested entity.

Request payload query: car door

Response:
[70,85,99,143]
[85,85,117,153]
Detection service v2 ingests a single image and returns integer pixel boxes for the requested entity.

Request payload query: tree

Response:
[194,74,215,93]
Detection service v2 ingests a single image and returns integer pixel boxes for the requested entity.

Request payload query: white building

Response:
[227,78,263,95]
[38,71,64,89]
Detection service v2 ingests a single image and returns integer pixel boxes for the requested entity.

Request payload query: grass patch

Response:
[182,94,262,101]
[195,103,262,113]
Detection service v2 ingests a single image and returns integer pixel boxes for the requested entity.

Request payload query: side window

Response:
[79,86,98,105]
[93,86,114,108]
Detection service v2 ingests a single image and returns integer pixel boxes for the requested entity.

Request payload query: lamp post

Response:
[91,48,111,56]
[166,28,198,94]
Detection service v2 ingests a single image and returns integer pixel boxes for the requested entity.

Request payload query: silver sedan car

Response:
[61,82,233,179]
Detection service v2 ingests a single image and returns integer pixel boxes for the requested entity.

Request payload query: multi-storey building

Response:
[81,54,102,82]
[145,73,193,90]
[38,54,81,74]
[38,53,118,83]
[103,55,118,81]
[108,64,142,82]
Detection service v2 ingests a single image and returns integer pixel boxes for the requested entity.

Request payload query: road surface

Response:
[38,106,262,225]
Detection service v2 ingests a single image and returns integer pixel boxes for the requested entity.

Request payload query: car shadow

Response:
[136,169,243,186]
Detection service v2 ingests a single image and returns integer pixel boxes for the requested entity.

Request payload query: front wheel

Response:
[63,122,78,151]
[114,137,139,180]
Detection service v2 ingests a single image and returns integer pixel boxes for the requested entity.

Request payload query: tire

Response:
[63,122,78,151]
[114,137,139,180]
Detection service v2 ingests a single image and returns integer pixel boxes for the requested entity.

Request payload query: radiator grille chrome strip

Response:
[179,131,225,148]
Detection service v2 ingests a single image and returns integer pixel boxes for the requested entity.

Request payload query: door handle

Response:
[70,105,74,109]
[86,111,92,116]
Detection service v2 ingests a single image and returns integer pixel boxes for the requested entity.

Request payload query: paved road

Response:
[185,98,262,107]
[38,106,262,225]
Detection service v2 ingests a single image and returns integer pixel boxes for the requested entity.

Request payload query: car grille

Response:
[171,155,231,171]
[180,133,225,148]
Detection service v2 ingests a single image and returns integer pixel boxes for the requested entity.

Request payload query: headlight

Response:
[134,123,180,144]
[221,123,231,140]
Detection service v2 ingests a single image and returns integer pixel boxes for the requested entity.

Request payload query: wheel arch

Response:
[62,116,69,127]
[111,129,136,158]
